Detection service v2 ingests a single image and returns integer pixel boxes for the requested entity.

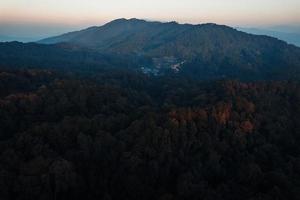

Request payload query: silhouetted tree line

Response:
[0,69,299,200]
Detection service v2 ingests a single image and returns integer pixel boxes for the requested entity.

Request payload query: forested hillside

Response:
[1,40,300,80]
[1,18,300,200]
[0,68,299,200]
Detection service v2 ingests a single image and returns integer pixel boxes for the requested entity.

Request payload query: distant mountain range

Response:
[0,35,36,43]
[1,18,300,80]
[237,27,300,47]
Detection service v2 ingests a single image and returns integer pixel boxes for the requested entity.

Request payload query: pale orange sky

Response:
[0,0,299,41]
[1,0,300,26]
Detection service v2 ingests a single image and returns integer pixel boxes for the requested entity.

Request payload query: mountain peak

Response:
[106,18,147,25]
[104,18,127,25]
[128,18,145,22]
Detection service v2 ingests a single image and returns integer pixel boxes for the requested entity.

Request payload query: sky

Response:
[0,0,300,41]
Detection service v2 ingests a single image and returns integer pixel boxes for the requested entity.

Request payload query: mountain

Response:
[38,18,300,80]
[1,18,300,80]
[237,27,300,47]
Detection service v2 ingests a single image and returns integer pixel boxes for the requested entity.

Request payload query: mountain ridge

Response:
[39,18,297,58]
[38,18,237,51]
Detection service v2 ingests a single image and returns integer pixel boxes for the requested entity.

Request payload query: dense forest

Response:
[0,67,299,200]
